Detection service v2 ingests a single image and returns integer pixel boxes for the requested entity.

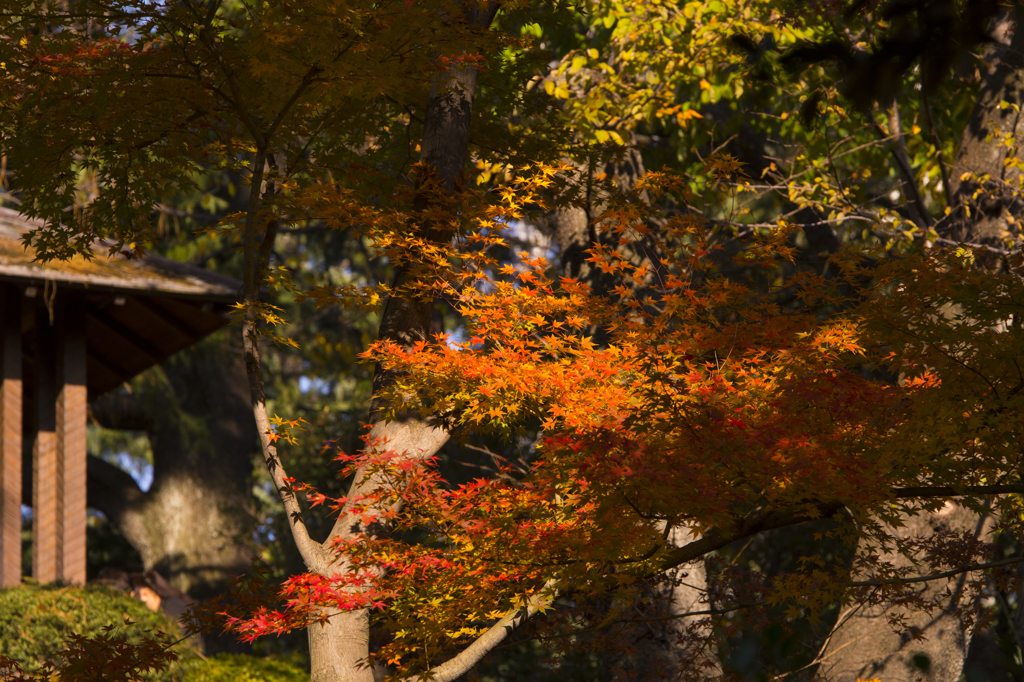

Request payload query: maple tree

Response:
[3,0,1024,681]
[210,166,1024,681]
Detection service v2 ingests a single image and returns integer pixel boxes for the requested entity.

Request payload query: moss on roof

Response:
[0,208,238,300]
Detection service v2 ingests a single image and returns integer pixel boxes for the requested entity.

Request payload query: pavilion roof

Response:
[0,207,241,398]
[0,207,238,298]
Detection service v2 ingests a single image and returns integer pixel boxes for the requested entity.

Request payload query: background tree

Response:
[86,332,256,599]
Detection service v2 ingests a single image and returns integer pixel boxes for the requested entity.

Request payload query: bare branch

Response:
[660,503,846,574]
[921,89,954,211]
[850,555,1024,587]
[240,148,327,572]
[873,101,932,228]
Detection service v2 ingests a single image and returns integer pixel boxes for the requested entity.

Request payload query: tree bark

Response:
[86,332,256,598]
[820,11,1024,682]
[819,505,994,682]
[308,610,376,682]
[305,58,487,682]
[607,526,722,682]
[543,142,724,677]
[942,5,1024,249]
[541,144,723,679]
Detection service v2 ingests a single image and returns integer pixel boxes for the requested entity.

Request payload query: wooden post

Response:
[32,296,57,583]
[0,285,22,586]
[56,293,86,583]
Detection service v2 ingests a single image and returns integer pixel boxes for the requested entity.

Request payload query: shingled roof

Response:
[0,206,240,398]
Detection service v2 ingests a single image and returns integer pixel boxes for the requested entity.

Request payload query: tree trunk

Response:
[822,11,1024,681]
[607,527,722,682]
[819,505,993,682]
[543,147,720,679]
[87,332,256,598]
[308,610,376,682]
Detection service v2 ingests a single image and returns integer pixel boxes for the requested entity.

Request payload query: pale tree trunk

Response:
[304,57,486,682]
[607,527,722,682]
[85,333,255,598]
[544,147,721,679]
[308,610,375,682]
[819,506,994,682]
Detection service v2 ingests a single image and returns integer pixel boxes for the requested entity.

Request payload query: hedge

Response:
[0,583,306,682]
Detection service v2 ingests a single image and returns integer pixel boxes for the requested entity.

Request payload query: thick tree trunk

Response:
[544,148,720,679]
[819,506,993,682]
[304,67,482,682]
[308,610,376,682]
[292,6,499,680]
[86,332,255,597]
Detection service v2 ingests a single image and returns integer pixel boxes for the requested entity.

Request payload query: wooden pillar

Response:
[0,285,22,586]
[56,294,86,583]
[32,297,57,583]
[31,292,87,584]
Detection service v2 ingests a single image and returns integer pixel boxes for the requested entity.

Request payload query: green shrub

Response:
[180,653,308,682]
[0,583,308,682]
[0,582,198,680]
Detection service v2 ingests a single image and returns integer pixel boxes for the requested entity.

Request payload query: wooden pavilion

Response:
[0,207,240,586]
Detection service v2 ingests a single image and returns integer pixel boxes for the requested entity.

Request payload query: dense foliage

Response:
[220,169,1024,676]
[0,585,308,682]
[0,584,195,681]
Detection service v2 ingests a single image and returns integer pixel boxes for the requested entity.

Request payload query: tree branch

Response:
[411,500,1021,681]
[850,555,1024,587]
[873,101,932,228]
[893,484,1024,498]
[412,581,558,682]
[921,88,954,211]
[660,503,846,574]
[240,148,327,572]
[404,505,841,680]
